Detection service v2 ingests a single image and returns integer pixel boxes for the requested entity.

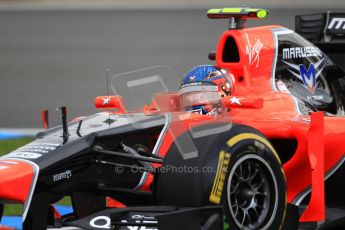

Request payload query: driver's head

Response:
[178,65,234,115]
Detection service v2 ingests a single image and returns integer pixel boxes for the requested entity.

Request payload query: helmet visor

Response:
[181,91,221,108]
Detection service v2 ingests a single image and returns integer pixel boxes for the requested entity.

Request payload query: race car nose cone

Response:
[0,159,36,204]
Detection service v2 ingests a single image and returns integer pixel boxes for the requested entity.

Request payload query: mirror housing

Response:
[222,96,264,109]
[94,96,126,113]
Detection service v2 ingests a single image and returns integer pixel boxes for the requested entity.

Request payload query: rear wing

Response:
[295,12,345,53]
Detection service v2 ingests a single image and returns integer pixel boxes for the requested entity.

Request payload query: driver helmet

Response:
[178,65,234,115]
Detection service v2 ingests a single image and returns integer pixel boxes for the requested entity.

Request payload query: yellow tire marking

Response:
[209,150,231,204]
[227,133,281,164]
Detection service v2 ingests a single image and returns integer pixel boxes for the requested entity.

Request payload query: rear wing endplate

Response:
[296,12,345,53]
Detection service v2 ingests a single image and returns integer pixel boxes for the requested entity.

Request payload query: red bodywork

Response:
[215,25,345,222]
[0,159,36,204]
[214,26,345,222]
[138,25,345,223]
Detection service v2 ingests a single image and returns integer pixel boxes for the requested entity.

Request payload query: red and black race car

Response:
[1,7,345,230]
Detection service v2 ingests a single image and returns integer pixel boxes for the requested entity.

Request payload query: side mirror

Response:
[94,96,126,113]
[222,96,264,109]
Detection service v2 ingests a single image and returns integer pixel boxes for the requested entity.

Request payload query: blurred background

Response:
[0,0,344,129]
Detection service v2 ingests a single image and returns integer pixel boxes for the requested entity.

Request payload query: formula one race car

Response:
[1,7,345,230]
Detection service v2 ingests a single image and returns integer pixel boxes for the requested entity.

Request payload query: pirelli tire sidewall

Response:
[206,125,287,230]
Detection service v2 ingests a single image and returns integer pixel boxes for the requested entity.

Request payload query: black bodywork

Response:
[5,113,169,229]
[1,112,228,230]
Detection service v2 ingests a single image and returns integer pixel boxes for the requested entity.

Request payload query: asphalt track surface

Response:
[0,8,341,128]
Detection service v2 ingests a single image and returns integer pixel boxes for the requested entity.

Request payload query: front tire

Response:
[154,124,287,230]
[216,126,287,230]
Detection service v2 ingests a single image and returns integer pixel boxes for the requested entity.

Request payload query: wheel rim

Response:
[226,154,278,230]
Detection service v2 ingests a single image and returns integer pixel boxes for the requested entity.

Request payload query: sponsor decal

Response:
[89,216,110,229]
[3,142,59,159]
[53,169,72,182]
[245,33,263,68]
[282,58,324,94]
[89,215,158,230]
[4,152,42,159]
[307,95,324,101]
[121,215,158,230]
[328,17,345,30]
[15,142,58,154]
[299,63,317,93]
[282,47,322,60]
[229,96,243,105]
[209,150,231,204]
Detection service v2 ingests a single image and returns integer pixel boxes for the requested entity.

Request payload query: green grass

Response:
[1,138,33,215]
[0,138,33,157]
[3,204,23,216]
[0,138,33,216]
[0,138,72,216]
[3,197,72,216]
[57,196,72,206]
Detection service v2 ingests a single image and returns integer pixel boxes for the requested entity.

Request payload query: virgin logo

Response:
[245,33,263,68]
